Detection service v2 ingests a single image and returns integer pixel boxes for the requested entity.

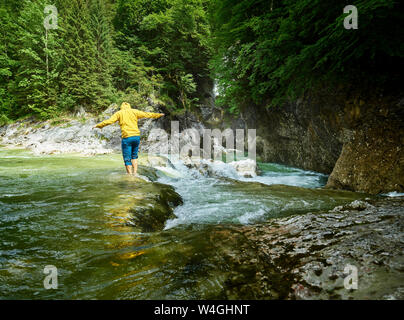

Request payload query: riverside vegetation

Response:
[0,0,403,300]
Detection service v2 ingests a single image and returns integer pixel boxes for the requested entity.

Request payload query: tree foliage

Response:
[0,1,19,122]
[114,0,212,112]
[210,0,404,111]
[0,0,212,120]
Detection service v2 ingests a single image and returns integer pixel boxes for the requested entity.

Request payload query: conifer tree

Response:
[58,0,109,112]
[12,0,61,119]
[114,0,212,111]
[89,0,114,104]
[0,1,18,122]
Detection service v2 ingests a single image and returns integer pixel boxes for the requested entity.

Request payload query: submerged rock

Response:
[127,182,183,232]
[109,178,183,233]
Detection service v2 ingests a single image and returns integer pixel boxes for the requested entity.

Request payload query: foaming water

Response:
[157,159,349,229]
[383,191,404,197]
[249,163,328,187]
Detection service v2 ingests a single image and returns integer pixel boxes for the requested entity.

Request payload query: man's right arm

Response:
[94,112,120,129]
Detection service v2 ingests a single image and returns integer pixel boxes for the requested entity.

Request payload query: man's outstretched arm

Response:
[93,112,119,129]
[134,109,164,119]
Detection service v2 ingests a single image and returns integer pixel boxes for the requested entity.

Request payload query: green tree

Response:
[89,0,114,103]
[58,0,112,112]
[176,72,197,110]
[11,0,61,119]
[0,1,19,122]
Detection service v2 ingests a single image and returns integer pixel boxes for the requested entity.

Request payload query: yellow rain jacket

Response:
[95,102,163,138]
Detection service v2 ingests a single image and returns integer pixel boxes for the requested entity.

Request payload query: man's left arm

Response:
[134,109,164,119]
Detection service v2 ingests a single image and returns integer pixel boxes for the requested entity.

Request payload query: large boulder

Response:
[326,120,404,194]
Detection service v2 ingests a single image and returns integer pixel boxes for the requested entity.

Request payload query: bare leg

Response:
[125,165,133,175]
[131,159,138,176]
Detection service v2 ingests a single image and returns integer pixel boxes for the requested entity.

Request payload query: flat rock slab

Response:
[208,197,404,299]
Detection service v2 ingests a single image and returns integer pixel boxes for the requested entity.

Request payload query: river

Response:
[0,147,366,299]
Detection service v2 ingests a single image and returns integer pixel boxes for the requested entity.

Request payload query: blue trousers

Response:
[121,136,140,166]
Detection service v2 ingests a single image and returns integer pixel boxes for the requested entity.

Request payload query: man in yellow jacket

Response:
[93,102,164,176]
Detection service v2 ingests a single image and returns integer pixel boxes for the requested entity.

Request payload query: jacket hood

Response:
[120,102,131,110]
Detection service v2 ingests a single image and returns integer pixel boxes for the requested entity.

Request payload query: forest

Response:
[0,0,402,121]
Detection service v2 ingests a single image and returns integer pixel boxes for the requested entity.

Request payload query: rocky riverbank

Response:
[208,196,404,299]
[0,104,158,155]
[0,104,259,179]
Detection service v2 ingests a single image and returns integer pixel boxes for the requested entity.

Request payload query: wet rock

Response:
[207,197,404,299]
[137,165,160,182]
[111,180,183,233]
[140,155,174,169]
[326,119,404,194]
[229,159,257,177]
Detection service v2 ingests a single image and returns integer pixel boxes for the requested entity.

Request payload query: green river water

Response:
[0,147,367,299]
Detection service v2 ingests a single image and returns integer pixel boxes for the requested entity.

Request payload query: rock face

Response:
[326,115,404,194]
[210,88,346,174]
[208,196,404,299]
[210,87,404,194]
